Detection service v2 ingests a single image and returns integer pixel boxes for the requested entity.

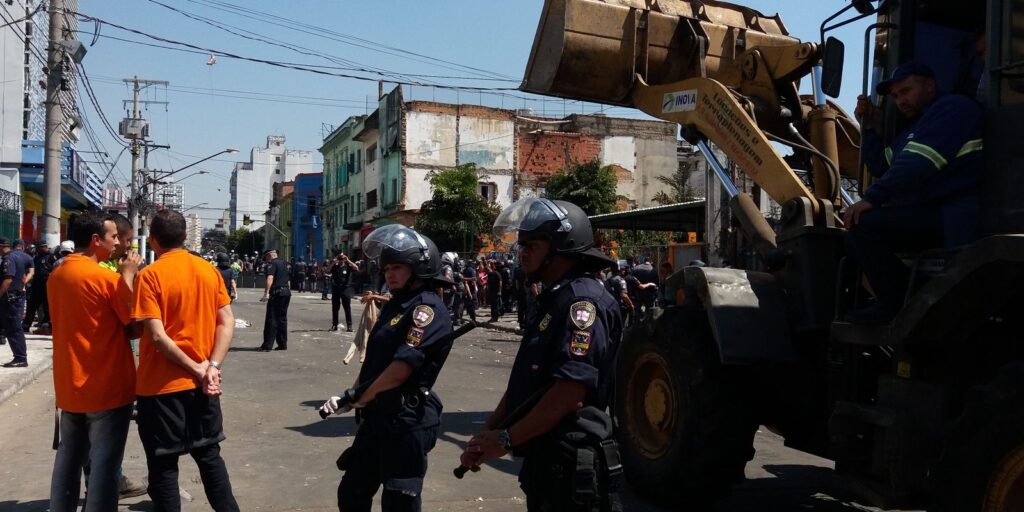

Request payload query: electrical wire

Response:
[70,11,518,92]
[187,0,515,81]
[76,63,130,148]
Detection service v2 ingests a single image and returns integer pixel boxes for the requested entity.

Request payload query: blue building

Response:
[17,140,103,241]
[291,172,324,263]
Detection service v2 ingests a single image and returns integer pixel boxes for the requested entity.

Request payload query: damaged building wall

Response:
[402,102,515,211]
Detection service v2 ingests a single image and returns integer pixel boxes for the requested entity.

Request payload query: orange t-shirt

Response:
[48,254,136,413]
[132,249,231,396]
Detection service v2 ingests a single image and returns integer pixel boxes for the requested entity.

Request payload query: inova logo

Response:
[662,90,698,113]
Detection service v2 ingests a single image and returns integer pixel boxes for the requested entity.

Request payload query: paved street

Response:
[0,288,917,511]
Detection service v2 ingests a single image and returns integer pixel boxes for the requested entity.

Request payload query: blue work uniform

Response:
[1,250,32,362]
[504,269,621,510]
[337,288,453,512]
[850,93,984,314]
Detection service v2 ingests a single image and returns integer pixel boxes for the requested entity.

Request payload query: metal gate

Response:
[0,188,20,240]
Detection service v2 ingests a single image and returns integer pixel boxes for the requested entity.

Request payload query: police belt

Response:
[358,386,432,420]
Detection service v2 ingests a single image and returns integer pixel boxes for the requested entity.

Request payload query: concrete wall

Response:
[231,137,314,231]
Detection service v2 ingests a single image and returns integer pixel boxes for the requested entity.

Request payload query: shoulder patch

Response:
[538,313,552,332]
[389,314,403,327]
[406,326,425,347]
[412,304,435,327]
[569,301,597,329]
[570,330,592,356]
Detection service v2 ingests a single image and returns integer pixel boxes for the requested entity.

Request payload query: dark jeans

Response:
[488,294,502,321]
[147,443,239,512]
[1,294,26,361]
[262,291,290,349]
[337,423,439,512]
[332,286,352,329]
[454,292,476,323]
[24,280,49,329]
[50,404,133,512]
[846,196,980,311]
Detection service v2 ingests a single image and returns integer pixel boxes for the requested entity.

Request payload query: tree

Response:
[544,160,620,215]
[225,227,264,257]
[415,164,501,253]
[652,159,698,206]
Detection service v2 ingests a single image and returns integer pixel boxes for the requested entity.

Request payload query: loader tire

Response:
[614,308,757,507]
[930,362,1024,512]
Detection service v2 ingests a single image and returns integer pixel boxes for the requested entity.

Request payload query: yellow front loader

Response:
[521,1,1024,510]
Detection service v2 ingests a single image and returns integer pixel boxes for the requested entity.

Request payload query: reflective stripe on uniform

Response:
[903,141,949,170]
[884,147,893,165]
[956,138,984,158]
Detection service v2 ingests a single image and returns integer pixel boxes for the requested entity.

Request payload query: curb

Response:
[0,356,53,406]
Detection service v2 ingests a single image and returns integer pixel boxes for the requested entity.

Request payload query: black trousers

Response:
[23,280,49,329]
[1,295,26,361]
[488,294,501,321]
[331,286,352,329]
[147,443,239,512]
[454,292,476,323]
[337,421,439,512]
[262,292,290,349]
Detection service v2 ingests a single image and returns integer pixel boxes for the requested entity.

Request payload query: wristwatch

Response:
[498,429,513,451]
[210,361,222,370]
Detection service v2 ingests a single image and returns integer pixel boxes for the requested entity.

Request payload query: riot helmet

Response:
[440,251,458,267]
[493,197,613,269]
[362,224,441,281]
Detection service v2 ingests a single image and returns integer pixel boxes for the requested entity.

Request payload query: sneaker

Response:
[118,475,148,500]
[2,360,28,368]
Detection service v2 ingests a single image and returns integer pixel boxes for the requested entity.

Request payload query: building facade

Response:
[291,173,323,263]
[230,135,313,232]
[264,180,294,259]
[185,213,202,252]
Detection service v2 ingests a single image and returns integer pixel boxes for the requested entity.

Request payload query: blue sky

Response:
[76,0,873,226]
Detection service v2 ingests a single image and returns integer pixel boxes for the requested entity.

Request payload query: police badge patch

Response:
[412,305,435,327]
[569,301,596,329]
[570,330,592,356]
[406,327,425,347]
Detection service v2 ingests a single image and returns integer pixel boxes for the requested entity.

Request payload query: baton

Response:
[318,320,477,419]
[453,381,554,479]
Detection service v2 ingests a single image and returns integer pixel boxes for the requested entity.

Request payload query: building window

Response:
[479,182,497,202]
[356,193,362,213]
[275,168,281,174]
[275,156,281,162]
[348,152,356,176]
[366,144,377,164]
[391,178,398,204]
[343,204,349,225]
[366,189,377,209]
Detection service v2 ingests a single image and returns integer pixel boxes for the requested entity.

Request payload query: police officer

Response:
[320,224,454,512]
[0,237,31,367]
[462,198,622,511]
[260,248,291,351]
[439,252,458,317]
[327,251,358,331]
[24,240,55,333]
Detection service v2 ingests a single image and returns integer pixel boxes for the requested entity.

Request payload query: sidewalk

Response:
[0,333,53,406]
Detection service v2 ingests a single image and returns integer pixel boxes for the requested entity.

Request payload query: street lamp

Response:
[182,202,209,213]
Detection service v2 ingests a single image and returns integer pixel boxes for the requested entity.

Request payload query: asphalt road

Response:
[0,288,919,511]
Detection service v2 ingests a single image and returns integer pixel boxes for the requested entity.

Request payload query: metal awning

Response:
[588,199,705,232]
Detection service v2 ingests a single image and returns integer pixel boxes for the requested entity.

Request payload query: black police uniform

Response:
[261,258,291,350]
[505,269,621,511]
[329,260,353,330]
[337,288,453,512]
[24,249,55,330]
[1,250,31,363]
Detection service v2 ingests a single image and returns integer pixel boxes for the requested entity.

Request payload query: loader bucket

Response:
[521,0,799,107]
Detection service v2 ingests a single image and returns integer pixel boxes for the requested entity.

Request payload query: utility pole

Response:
[42,0,66,248]
[120,76,168,256]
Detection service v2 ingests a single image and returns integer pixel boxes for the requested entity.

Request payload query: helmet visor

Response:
[491,197,572,247]
[362,224,430,261]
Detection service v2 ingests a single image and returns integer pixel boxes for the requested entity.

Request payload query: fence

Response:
[0,188,21,240]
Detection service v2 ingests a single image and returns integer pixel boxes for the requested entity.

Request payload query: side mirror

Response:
[821,37,845,98]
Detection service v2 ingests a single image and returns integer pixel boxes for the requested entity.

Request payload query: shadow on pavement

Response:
[715,464,886,511]
[0,500,51,511]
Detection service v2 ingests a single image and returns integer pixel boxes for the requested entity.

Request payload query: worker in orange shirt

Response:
[48,212,142,511]
[132,209,239,511]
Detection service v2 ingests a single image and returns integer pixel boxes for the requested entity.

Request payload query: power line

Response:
[76,63,130,148]
[70,11,518,92]
[187,0,514,80]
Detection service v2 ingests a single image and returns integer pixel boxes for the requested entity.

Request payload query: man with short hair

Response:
[133,209,239,511]
[845,61,984,324]
[260,248,290,351]
[49,212,142,510]
[0,237,33,367]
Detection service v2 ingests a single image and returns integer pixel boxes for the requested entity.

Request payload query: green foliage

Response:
[652,159,698,206]
[225,227,264,256]
[543,160,620,215]
[415,164,501,253]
